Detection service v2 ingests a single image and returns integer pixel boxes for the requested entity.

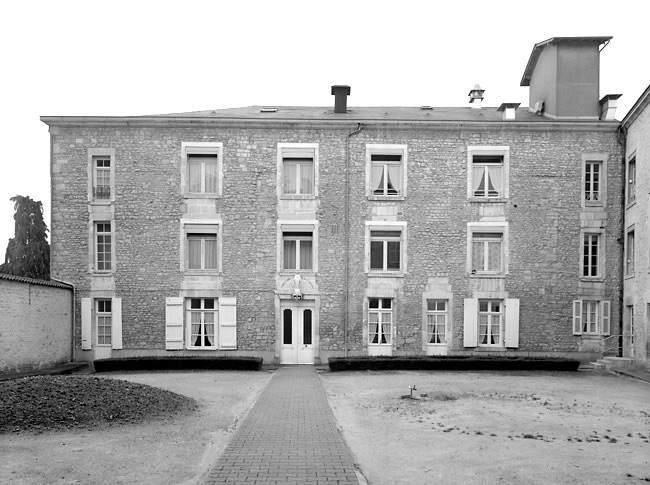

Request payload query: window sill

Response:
[583,201,604,209]
[183,270,222,276]
[469,197,507,204]
[470,273,505,279]
[580,277,605,283]
[280,195,316,200]
[183,193,220,199]
[187,347,219,351]
[90,199,112,205]
[368,195,406,201]
[368,271,404,278]
[279,270,316,276]
[476,346,507,350]
[91,271,114,276]
[426,343,447,346]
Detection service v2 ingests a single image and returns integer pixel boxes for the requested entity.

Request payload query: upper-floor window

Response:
[182,222,221,273]
[366,145,407,199]
[582,154,607,208]
[181,142,223,197]
[283,231,313,271]
[626,229,635,276]
[584,160,601,203]
[278,144,318,198]
[370,230,401,272]
[467,146,509,200]
[93,157,111,200]
[95,222,112,272]
[627,157,636,204]
[467,222,508,277]
[583,233,600,277]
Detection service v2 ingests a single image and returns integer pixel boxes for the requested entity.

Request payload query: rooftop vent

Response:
[599,94,622,121]
[420,106,433,110]
[331,85,351,113]
[260,107,277,113]
[468,84,485,109]
[497,103,521,120]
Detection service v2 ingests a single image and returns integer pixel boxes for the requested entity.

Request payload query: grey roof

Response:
[0,273,73,289]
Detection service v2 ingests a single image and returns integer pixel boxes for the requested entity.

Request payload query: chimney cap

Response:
[331,85,351,95]
[599,93,622,105]
[497,103,521,111]
[468,84,485,96]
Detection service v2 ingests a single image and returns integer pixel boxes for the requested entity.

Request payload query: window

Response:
[183,222,220,272]
[181,142,223,196]
[368,298,392,345]
[95,222,112,272]
[627,157,636,204]
[626,230,635,276]
[278,144,317,197]
[283,231,313,271]
[583,233,600,277]
[573,300,610,335]
[426,300,447,344]
[468,147,509,199]
[96,299,112,345]
[93,156,111,200]
[472,232,502,274]
[582,154,607,207]
[478,300,502,346]
[367,145,407,198]
[187,298,217,349]
[463,298,519,348]
[370,231,401,272]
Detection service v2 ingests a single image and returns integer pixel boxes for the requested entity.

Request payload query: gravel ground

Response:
[0,375,197,434]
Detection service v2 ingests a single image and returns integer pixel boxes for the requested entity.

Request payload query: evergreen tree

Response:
[1,195,50,279]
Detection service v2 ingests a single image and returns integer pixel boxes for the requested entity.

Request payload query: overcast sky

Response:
[1,0,648,258]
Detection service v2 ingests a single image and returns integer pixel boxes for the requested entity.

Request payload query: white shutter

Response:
[504,298,520,348]
[81,298,92,350]
[463,298,478,347]
[219,297,237,349]
[572,300,583,335]
[601,300,611,336]
[112,297,123,350]
[165,297,184,350]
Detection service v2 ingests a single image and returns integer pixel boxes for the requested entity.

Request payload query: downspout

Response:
[344,123,363,357]
[616,123,627,358]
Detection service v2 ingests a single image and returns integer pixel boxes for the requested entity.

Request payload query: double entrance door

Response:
[280,301,315,364]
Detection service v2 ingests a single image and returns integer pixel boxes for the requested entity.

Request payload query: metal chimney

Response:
[331,85,351,113]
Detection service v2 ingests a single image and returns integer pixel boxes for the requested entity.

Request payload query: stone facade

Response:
[0,275,73,374]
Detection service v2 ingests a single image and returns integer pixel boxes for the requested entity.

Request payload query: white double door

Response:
[280,301,315,364]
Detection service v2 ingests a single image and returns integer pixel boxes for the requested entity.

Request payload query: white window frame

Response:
[426,299,447,345]
[81,297,122,350]
[581,232,602,279]
[463,298,519,348]
[88,148,115,204]
[278,222,317,273]
[573,300,610,336]
[96,298,112,346]
[368,297,393,346]
[277,143,318,199]
[467,146,509,200]
[477,299,503,347]
[366,144,407,199]
[627,155,636,205]
[365,221,407,275]
[626,228,635,277]
[181,220,222,274]
[94,221,113,273]
[181,142,223,197]
[581,153,607,208]
[467,222,508,277]
[186,297,219,350]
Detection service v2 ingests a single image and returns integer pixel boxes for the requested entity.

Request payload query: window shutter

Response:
[165,297,184,350]
[463,299,478,347]
[219,297,237,349]
[81,298,92,350]
[601,300,611,336]
[572,300,583,335]
[504,298,520,348]
[112,297,123,350]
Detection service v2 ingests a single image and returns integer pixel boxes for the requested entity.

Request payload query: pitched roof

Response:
[0,273,73,289]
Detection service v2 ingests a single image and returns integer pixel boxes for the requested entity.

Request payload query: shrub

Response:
[93,356,263,372]
[328,356,580,372]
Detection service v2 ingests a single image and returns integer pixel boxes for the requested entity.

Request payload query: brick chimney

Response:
[331,85,351,113]
[520,36,612,119]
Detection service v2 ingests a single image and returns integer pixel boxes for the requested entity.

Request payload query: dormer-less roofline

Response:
[520,36,612,87]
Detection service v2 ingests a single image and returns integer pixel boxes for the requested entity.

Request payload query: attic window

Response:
[261,108,277,113]
[420,106,433,110]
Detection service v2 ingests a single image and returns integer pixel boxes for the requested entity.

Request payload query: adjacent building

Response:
[42,36,625,365]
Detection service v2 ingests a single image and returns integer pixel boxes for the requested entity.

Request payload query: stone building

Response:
[621,84,650,368]
[42,36,624,364]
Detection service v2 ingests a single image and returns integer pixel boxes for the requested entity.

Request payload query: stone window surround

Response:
[88,217,116,274]
[579,228,606,281]
[364,221,407,276]
[180,217,223,275]
[87,148,115,205]
[467,146,510,201]
[581,153,608,209]
[366,144,408,200]
[277,142,319,200]
[276,220,319,275]
[466,221,509,277]
[181,142,224,198]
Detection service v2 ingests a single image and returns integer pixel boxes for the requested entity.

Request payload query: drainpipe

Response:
[616,124,627,358]
[344,123,363,357]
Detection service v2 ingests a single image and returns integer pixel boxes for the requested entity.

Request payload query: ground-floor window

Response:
[572,300,610,335]
[478,299,502,346]
[426,299,447,344]
[187,298,218,348]
[96,299,112,346]
[368,298,392,345]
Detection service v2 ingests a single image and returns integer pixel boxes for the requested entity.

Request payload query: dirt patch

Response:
[321,370,650,485]
[0,370,271,484]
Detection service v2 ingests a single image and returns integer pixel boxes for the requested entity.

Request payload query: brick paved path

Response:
[203,366,360,485]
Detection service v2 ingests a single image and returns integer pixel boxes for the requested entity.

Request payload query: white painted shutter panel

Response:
[81,298,92,350]
[572,300,583,335]
[463,298,478,347]
[504,298,520,348]
[601,300,611,336]
[112,297,123,350]
[165,297,184,350]
[219,297,237,349]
